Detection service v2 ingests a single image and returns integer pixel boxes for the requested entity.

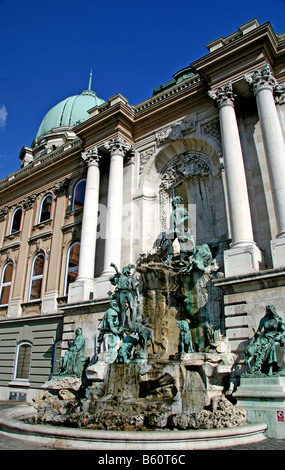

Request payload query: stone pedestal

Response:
[180,352,235,404]
[86,333,122,381]
[42,375,82,392]
[41,291,59,314]
[224,243,262,277]
[234,376,285,438]
[68,277,96,304]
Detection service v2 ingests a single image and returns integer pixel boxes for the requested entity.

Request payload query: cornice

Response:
[74,98,135,135]
[72,103,135,148]
[0,140,83,204]
[133,74,202,115]
[133,80,207,139]
[73,75,205,144]
[192,22,280,85]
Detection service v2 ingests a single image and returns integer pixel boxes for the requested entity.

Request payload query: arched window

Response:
[10,207,22,233]
[72,179,86,210]
[14,341,32,381]
[64,242,80,295]
[39,194,53,223]
[28,253,45,301]
[0,262,13,306]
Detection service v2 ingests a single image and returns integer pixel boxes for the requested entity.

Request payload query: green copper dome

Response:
[36,88,105,139]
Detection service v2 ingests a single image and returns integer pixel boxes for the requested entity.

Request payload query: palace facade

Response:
[0,18,285,401]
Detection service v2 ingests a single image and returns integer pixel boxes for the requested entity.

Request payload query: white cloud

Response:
[0,105,8,129]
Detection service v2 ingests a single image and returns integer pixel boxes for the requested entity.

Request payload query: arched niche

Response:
[137,136,227,250]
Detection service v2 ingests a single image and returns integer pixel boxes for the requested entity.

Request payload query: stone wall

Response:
[214,269,285,375]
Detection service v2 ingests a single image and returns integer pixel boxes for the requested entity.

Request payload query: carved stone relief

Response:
[0,206,9,221]
[156,115,196,146]
[22,194,37,210]
[201,120,221,143]
[53,177,70,196]
[139,147,154,174]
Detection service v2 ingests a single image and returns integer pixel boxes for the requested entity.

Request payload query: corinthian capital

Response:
[274,83,285,105]
[81,146,101,166]
[245,65,277,95]
[104,135,134,158]
[208,83,236,109]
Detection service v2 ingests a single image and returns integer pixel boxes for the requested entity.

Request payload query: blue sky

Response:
[0,0,284,181]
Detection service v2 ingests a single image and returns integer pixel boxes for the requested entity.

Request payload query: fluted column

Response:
[209,83,262,276]
[68,147,101,302]
[102,135,133,274]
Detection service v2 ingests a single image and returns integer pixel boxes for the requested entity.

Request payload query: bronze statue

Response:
[109,262,140,327]
[129,319,155,354]
[245,305,285,376]
[159,196,195,264]
[177,320,194,354]
[58,328,86,378]
[96,299,122,355]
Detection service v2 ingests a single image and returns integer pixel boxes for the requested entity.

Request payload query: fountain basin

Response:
[0,404,267,450]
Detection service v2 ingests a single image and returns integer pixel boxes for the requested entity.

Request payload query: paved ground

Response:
[1,401,285,451]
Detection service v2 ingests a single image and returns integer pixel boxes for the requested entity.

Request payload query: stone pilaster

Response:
[209,83,262,276]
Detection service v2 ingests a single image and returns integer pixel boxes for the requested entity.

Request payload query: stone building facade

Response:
[0,18,285,401]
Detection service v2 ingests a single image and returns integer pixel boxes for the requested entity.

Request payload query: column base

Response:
[68,278,96,304]
[224,243,262,277]
[94,274,112,300]
[41,291,59,314]
[271,237,285,269]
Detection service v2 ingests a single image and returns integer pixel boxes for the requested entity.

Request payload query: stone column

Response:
[245,65,285,268]
[102,135,133,276]
[209,83,262,276]
[68,147,101,303]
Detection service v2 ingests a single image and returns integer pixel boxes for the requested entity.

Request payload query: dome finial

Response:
[88,69,93,91]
